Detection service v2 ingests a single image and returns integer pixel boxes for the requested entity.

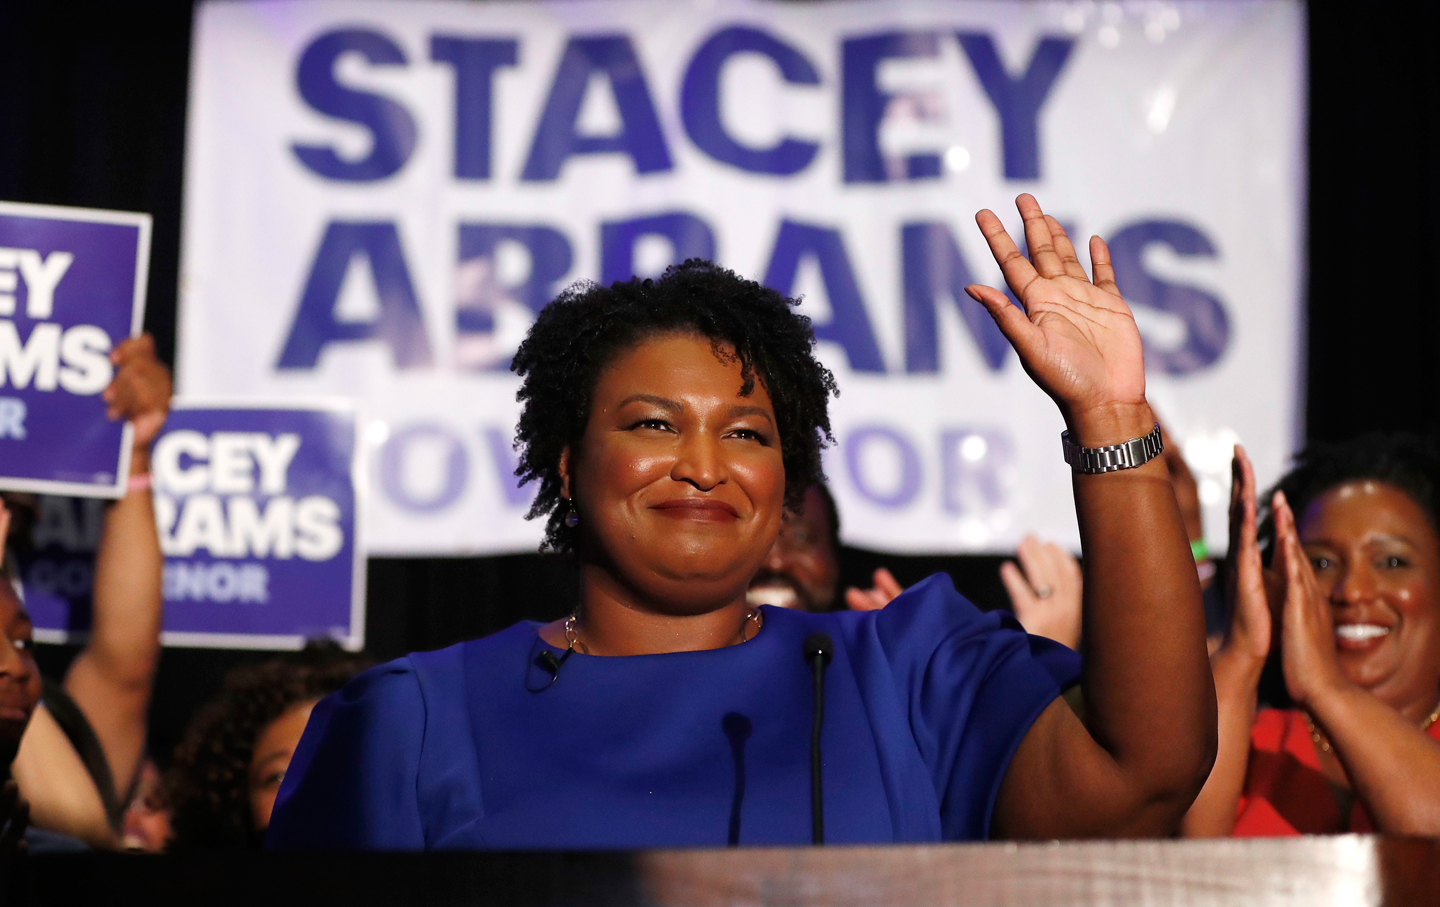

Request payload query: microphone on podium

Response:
[802,632,834,845]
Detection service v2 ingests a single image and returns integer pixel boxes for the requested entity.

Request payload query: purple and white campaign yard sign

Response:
[0,201,149,498]
[154,402,364,649]
[27,402,366,649]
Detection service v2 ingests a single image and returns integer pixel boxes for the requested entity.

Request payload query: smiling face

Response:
[748,485,840,612]
[563,332,786,615]
[1298,480,1440,715]
[0,584,39,747]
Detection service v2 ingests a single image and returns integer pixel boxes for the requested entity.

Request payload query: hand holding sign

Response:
[102,334,171,454]
[965,194,1148,439]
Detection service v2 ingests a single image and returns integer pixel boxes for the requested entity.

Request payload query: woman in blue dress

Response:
[267,196,1217,849]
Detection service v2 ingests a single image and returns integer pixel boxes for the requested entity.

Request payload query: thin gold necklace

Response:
[563,608,763,655]
[1305,698,1440,755]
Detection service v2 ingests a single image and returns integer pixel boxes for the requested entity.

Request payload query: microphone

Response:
[526,640,571,692]
[802,631,833,845]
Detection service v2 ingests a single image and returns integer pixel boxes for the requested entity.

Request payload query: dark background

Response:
[0,1,1419,758]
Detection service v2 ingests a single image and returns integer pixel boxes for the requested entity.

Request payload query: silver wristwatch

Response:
[1061,423,1163,474]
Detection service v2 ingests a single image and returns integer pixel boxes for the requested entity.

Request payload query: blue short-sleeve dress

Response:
[266,574,1080,850]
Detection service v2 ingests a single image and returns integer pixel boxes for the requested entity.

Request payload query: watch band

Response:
[1061,422,1163,474]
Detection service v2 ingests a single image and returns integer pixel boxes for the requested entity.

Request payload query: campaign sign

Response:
[17,496,107,644]
[0,201,150,498]
[154,402,364,649]
[24,402,364,649]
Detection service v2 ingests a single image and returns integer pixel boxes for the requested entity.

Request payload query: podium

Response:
[9,835,1440,905]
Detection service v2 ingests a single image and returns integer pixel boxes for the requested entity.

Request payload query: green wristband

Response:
[1190,539,1209,563]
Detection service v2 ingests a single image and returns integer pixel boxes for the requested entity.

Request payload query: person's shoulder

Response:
[870,573,997,649]
[759,574,996,656]
[384,622,541,683]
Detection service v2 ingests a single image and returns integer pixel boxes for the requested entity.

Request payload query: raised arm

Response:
[970,196,1216,838]
[62,334,170,796]
[1270,493,1440,833]
[1183,445,1271,835]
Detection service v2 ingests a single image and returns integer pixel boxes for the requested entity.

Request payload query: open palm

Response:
[965,195,1145,417]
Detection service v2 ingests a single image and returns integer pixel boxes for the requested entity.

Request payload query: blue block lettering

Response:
[292,29,418,182]
[277,222,433,369]
[956,33,1073,181]
[1106,220,1229,374]
[681,26,820,176]
[601,212,716,284]
[431,36,519,180]
[377,423,469,513]
[939,428,1012,516]
[457,223,574,315]
[845,426,922,509]
[902,222,1010,372]
[763,220,885,374]
[841,32,941,184]
[482,426,533,508]
[522,36,673,180]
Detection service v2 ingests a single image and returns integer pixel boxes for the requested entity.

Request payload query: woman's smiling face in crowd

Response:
[1299,480,1440,716]
[563,332,786,614]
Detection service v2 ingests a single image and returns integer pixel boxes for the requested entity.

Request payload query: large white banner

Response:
[180,0,1305,556]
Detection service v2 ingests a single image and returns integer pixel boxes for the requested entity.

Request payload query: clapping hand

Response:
[845,567,904,611]
[1271,490,1348,707]
[966,195,1146,426]
[1222,445,1274,662]
[1001,536,1083,649]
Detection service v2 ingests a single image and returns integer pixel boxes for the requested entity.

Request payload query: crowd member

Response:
[7,334,170,849]
[1185,436,1440,836]
[746,483,842,612]
[745,481,902,613]
[0,504,37,853]
[268,196,1215,849]
[849,423,1219,652]
[119,758,169,852]
[746,479,1082,643]
[165,643,371,850]
[999,536,1086,648]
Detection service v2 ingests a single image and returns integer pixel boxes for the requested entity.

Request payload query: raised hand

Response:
[1222,446,1272,662]
[845,567,903,611]
[102,334,172,451]
[1001,535,1083,649]
[1272,491,1348,707]
[966,195,1146,425]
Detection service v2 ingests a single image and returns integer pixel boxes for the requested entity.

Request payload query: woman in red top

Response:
[1185,435,1440,836]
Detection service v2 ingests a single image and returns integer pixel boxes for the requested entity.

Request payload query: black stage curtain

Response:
[1,0,1434,756]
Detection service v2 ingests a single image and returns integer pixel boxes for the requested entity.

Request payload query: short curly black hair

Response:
[512,260,838,552]
[163,642,372,850]
[1258,432,1440,559]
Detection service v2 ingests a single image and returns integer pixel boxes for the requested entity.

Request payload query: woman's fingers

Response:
[975,207,1041,300]
[1016,535,1046,589]
[845,586,887,611]
[1089,235,1121,297]
[1000,559,1038,608]
[873,567,904,601]
[1045,216,1090,282]
[844,568,905,611]
[1017,194,1067,279]
[964,283,1040,349]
